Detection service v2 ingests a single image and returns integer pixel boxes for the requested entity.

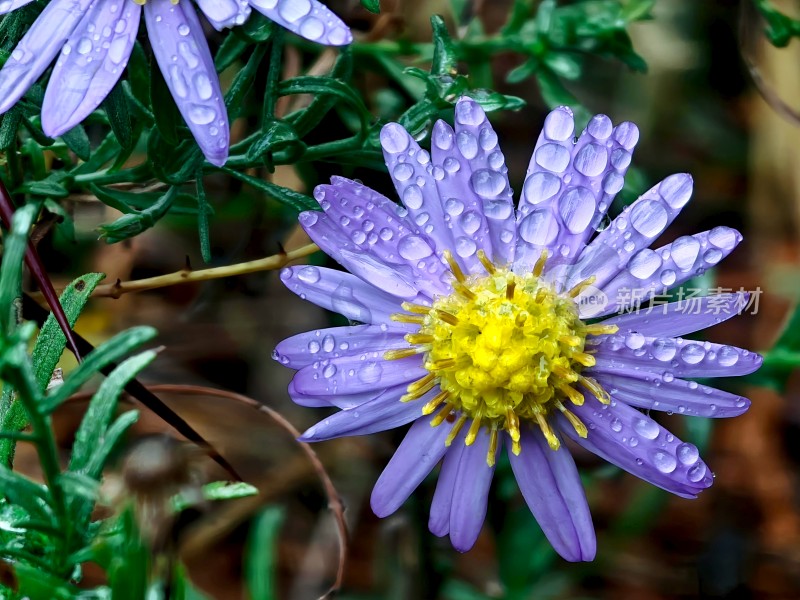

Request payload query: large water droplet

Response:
[299,16,325,39]
[680,344,705,365]
[687,462,707,483]
[628,249,662,279]
[77,37,92,55]
[471,169,505,198]
[633,418,659,440]
[392,163,413,183]
[519,209,559,246]
[630,200,668,237]
[543,108,574,141]
[456,131,478,159]
[460,211,481,234]
[455,237,477,258]
[652,338,677,361]
[169,65,188,99]
[322,335,335,353]
[658,173,693,208]
[398,236,434,260]
[188,103,215,125]
[177,23,190,36]
[381,123,409,153]
[559,186,595,234]
[574,142,608,177]
[279,0,311,22]
[610,418,622,432]
[297,266,320,284]
[194,73,213,100]
[651,450,677,473]
[717,346,739,367]
[523,172,560,204]
[534,143,570,172]
[676,443,699,465]
[403,185,423,210]
[357,361,383,384]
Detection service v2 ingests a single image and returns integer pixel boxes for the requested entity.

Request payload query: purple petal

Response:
[195,0,250,30]
[591,334,762,378]
[42,1,141,138]
[0,0,36,16]
[0,0,93,114]
[289,376,394,410]
[449,427,498,552]
[566,173,694,294]
[292,354,425,396]
[371,416,455,517]
[508,427,596,562]
[590,227,742,318]
[298,210,433,301]
[429,435,465,537]
[299,384,429,441]
[314,178,451,299]
[380,122,454,256]
[274,324,409,369]
[144,1,229,166]
[602,292,750,338]
[563,395,714,498]
[280,265,408,326]
[248,0,352,45]
[588,369,751,417]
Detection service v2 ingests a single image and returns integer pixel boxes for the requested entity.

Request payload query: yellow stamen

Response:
[476,249,497,274]
[552,364,579,383]
[559,335,582,347]
[430,402,455,426]
[429,357,456,370]
[487,425,499,466]
[453,281,477,300]
[568,275,597,298]
[384,347,422,361]
[465,415,482,446]
[511,438,522,455]
[506,408,520,442]
[422,390,449,415]
[445,414,468,446]
[401,302,432,315]
[557,403,588,438]
[405,333,434,344]
[407,372,436,393]
[442,250,465,283]
[584,323,619,336]
[434,309,459,326]
[535,412,560,450]
[391,313,426,325]
[572,352,596,367]
[558,383,584,406]
[580,376,611,404]
[506,279,516,300]
[533,249,548,277]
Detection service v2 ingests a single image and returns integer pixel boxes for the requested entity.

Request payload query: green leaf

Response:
[14,562,76,600]
[58,471,100,503]
[214,30,250,72]
[82,410,139,479]
[69,350,157,476]
[0,106,21,150]
[0,466,54,522]
[220,167,317,212]
[225,44,268,121]
[103,85,134,150]
[0,203,37,334]
[361,0,380,13]
[16,177,70,199]
[98,186,178,244]
[196,175,212,263]
[244,119,306,163]
[43,326,158,413]
[61,124,91,161]
[245,506,284,600]
[173,481,258,512]
[430,15,457,76]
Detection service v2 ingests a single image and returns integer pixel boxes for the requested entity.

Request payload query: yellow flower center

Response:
[385,250,616,466]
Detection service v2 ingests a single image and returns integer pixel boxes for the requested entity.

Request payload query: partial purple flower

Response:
[0,0,351,166]
[274,98,761,560]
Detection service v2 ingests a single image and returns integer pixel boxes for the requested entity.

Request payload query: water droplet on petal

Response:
[677,443,699,465]
[651,450,677,473]
[297,266,321,284]
[398,235,434,260]
[633,418,659,440]
[687,462,707,483]
[77,38,92,55]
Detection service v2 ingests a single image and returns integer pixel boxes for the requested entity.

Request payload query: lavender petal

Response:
[280,265,408,326]
[602,292,750,338]
[292,354,425,397]
[508,427,596,562]
[289,377,396,410]
[195,0,250,30]
[42,1,141,138]
[273,324,410,369]
[564,395,714,498]
[429,435,465,537]
[567,173,694,295]
[248,0,352,45]
[589,369,751,417]
[449,427,498,552]
[0,0,93,114]
[371,416,455,517]
[145,1,229,166]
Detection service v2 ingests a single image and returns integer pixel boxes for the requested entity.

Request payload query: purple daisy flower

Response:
[274,98,761,561]
[0,0,351,166]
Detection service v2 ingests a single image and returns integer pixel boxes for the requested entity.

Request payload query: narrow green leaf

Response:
[58,471,100,503]
[98,186,178,244]
[0,203,36,334]
[196,175,212,263]
[361,0,380,13]
[83,410,139,479]
[244,119,305,163]
[16,178,70,199]
[245,506,285,600]
[103,85,134,150]
[173,481,258,512]
[0,106,21,150]
[61,124,91,161]
[220,167,317,212]
[14,562,76,600]
[70,350,157,475]
[43,326,158,413]
[0,466,54,522]
[214,30,250,72]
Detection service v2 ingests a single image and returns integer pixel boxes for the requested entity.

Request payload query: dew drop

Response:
[651,450,677,473]
[633,418,659,440]
[297,266,320,284]
[676,443,699,466]
[398,236,434,260]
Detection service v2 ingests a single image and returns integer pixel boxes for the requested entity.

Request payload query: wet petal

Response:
[289,377,393,410]
[602,292,750,338]
[42,1,141,138]
[429,435,465,537]
[591,334,762,378]
[195,0,250,30]
[299,384,431,441]
[314,178,451,299]
[292,354,425,397]
[381,122,454,256]
[508,427,595,562]
[449,427,498,552]
[248,0,352,45]
[371,416,455,517]
[274,324,409,369]
[589,369,751,417]
[567,173,694,294]
[0,0,93,114]
[563,395,714,498]
[589,227,742,318]
[144,0,229,166]
[280,265,407,326]
[0,0,36,15]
